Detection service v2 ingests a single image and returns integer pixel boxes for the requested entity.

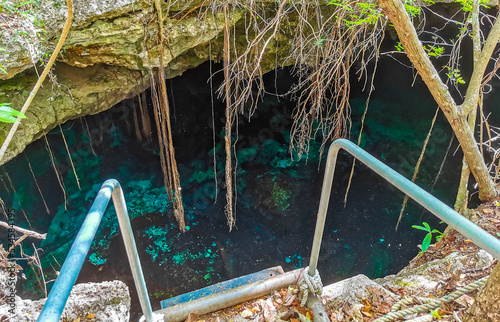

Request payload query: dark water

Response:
[0,59,466,319]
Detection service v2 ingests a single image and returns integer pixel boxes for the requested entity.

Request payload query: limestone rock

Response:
[321,274,399,306]
[0,280,131,321]
[0,0,149,80]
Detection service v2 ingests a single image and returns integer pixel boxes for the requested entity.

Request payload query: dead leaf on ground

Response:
[377,302,392,314]
[184,312,200,322]
[454,294,474,307]
[240,309,254,318]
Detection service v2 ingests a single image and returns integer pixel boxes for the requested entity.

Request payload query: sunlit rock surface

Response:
[0,280,131,321]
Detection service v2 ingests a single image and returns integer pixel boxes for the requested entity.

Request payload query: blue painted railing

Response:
[37,179,153,322]
[308,139,500,277]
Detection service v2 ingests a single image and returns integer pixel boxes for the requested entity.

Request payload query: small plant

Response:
[412,222,444,252]
[395,41,404,52]
[430,309,442,319]
[423,45,444,57]
[0,103,27,123]
[444,66,465,84]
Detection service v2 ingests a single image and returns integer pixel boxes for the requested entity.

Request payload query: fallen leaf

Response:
[282,309,296,320]
[184,312,199,322]
[454,294,474,307]
[73,318,80,322]
[284,294,296,306]
[377,302,392,314]
[483,208,493,214]
[251,306,261,313]
[290,319,300,322]
[261,298,277,322]
[240,309,253,318]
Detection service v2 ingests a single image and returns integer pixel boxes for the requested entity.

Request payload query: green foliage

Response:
[431,309,442,319]
[314,37,324,46]
[395,42,404,52]
[328,0,384,28]
[412,222,443,252]
[456,0,473,11]
[404,0,421,17]
[0,103,27,123]
[444,66,465,84]
[423,45,444,58]
[455,0,490,12]
[0,0,44,28]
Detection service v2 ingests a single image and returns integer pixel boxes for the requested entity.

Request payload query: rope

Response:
[298,267,323,307]
[374,275,488,321]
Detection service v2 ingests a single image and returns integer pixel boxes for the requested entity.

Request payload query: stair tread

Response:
[160,266,284,308]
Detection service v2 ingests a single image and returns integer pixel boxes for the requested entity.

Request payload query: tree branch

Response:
[0,221,46,239]
[461,12,500,115]
[377,0,497,201]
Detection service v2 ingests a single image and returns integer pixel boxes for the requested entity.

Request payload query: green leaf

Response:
[422,233,432,252]
[0,113,17,123]
[423,222,431,231]
[431,229,442,234]
[412,225,428,232]
[0,105,26,119]
[430,309,441,319]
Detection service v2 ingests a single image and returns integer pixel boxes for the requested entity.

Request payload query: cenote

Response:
[1,56,469,319]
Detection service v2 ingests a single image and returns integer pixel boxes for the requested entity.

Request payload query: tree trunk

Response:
[463,264,500,321]
[376,0,498,201]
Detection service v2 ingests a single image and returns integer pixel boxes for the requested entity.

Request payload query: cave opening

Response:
[0,57,465,319]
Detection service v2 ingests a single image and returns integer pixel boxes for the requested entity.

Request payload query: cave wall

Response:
[0,0,295,165]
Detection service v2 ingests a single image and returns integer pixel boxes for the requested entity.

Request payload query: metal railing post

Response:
[308,139,500,276]
[37,179,154,322]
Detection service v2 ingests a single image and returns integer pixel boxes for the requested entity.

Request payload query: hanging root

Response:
[223,2,236,231]
[151,0,185,231]
[396,108,439,230]
[59,125,80,190]
[43,130,68,210]
[203,0,386,228]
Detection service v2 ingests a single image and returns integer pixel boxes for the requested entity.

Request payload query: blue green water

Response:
[0,60,464,318]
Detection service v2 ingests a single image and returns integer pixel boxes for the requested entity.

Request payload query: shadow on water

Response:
[0,58,468,320]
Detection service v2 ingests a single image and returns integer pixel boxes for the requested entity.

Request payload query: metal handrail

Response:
[37,179,154,322]
[308,139,500,276]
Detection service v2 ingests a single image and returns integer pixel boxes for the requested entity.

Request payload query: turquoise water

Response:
[0,60,463,318]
